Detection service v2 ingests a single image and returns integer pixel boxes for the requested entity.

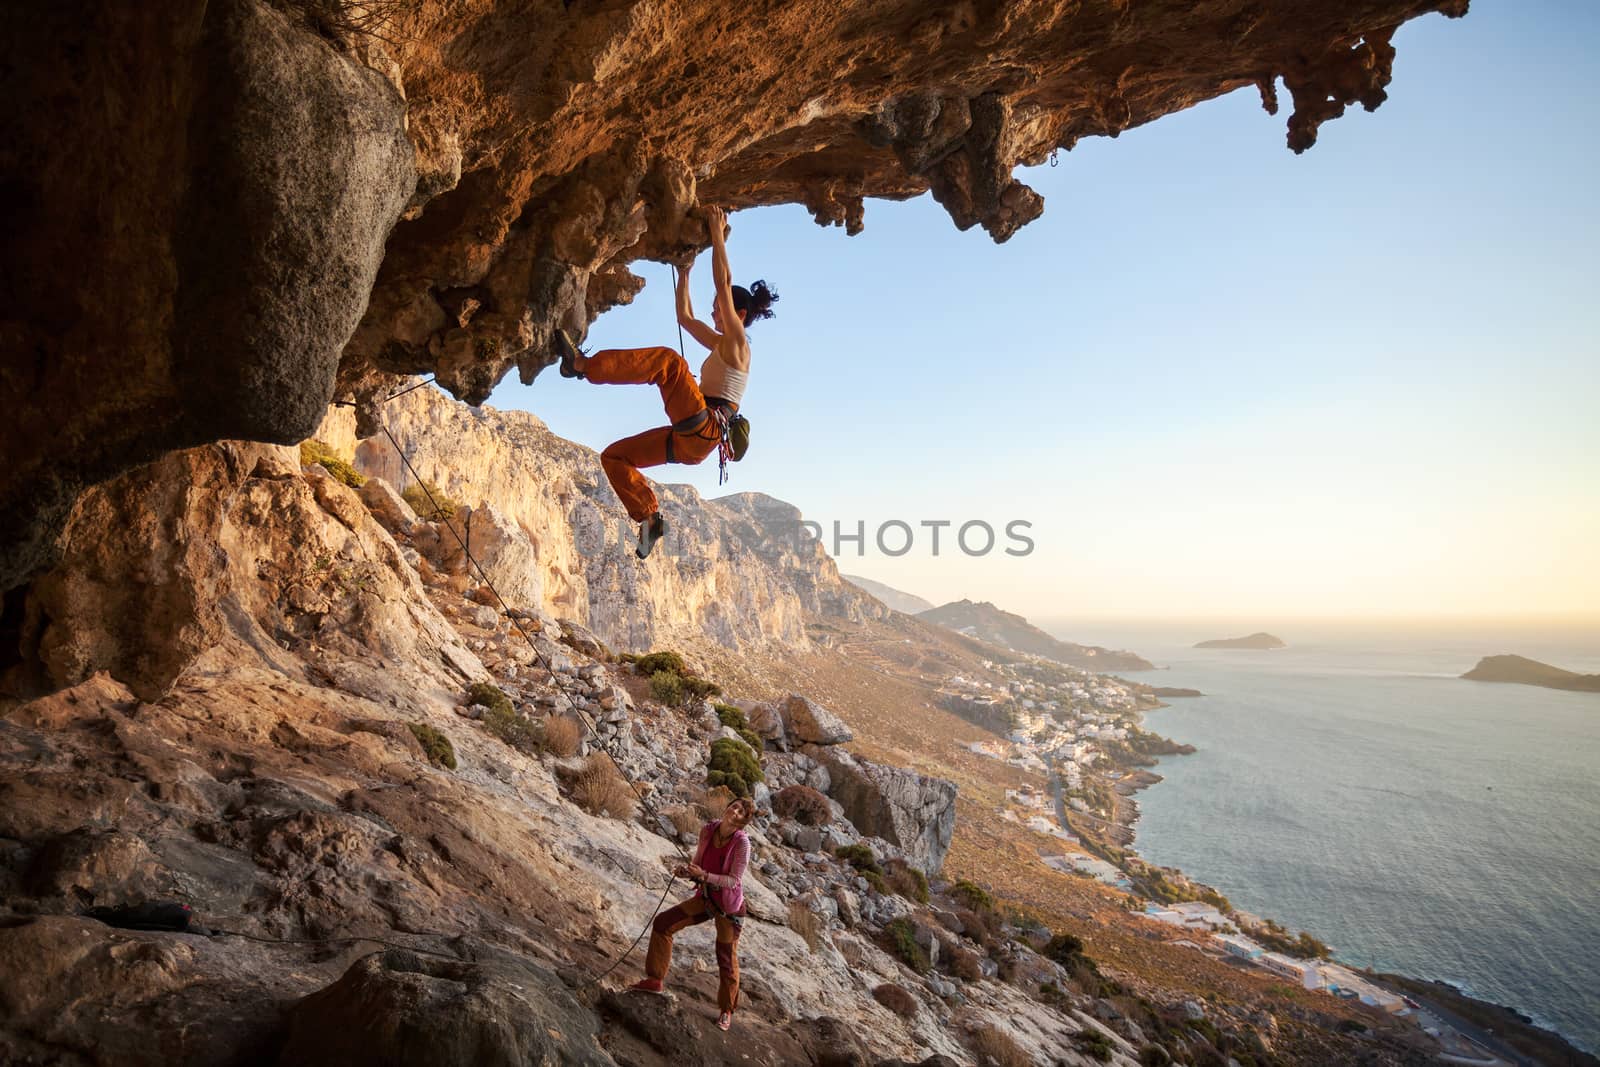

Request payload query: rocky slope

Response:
[1,0,1471,589]
[0,437,1177,1067]
[918,600,1153,672]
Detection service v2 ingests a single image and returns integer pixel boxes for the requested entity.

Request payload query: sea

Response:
[1038,619,1600,1056]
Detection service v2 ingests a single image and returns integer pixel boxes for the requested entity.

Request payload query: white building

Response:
[1260,952,1325,991]
[1213,933,1263,959]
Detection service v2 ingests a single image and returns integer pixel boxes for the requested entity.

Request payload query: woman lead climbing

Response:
[629,797,754,1031]
[554,205,777,559]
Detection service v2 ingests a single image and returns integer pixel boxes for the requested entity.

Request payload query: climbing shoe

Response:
[554,328,585,379]
[717,1011,732,1031]
[627,979,665,995]
[635,513,667,560]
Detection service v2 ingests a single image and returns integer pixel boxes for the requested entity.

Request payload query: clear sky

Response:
[491,0,1599,623]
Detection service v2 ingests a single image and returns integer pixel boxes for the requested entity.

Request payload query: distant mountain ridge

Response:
[841,573,935,615]
[916,599,1153,671]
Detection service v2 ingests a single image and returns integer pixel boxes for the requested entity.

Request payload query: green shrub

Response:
[408,723,456,769]
[1043,932,1085,965]
[885,857,929,904]
[951,879,997,914]
[714,703,747,729]
[1138,1045,1172,1067]
[467,681,513,717]
[403,479,457,521]
[735,726,763,752]
[650,670,686,706]
[862,870,889,895]
[706,737,762,797]
[883,918,930,974]
[632,650,687,676]
[471,683,537,752]
[482,704,537,751]
[683,676,723,700]
[834,844,882,874]
[687,678,723,700]
[300,439,366,488]
[1075,1030,1113,1063]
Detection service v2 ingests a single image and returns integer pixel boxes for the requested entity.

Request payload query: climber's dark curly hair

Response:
[731,280,778,326]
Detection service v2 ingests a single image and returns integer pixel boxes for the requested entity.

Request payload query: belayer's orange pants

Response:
[644,894,742,1013]
[588,346,724,522]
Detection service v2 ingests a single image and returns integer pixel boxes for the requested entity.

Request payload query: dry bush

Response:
[540,715,583,758]
[663,805,702,837]
[568,753,636,820]
[787,899,824,953]
[969,1022,1034,1067]
[885,857,929,903]
[700,784,735,820]
[956,907,996,948]
[946,944,984,982]
[872,983,918,1017]
[772,784,833,826]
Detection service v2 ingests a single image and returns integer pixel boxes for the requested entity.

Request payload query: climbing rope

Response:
[329,371,710,987]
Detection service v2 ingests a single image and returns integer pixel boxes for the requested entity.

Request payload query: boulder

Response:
[805,747,956,875]
[742,700,788,749]
[280,947,612,1067]
[780,694,853,745]
[834,887,861,927]
[436,504,543,616]
[798,1015,870,1067]
[358,477,417,535]
[557,619,608,660]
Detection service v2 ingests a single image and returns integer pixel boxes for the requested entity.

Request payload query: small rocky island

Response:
[1195,632,1286,650]
[1462,654,1600,693]
[1152,687,1204,698]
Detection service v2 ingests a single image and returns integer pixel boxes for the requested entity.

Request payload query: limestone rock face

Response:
[310,387,882,653]
[1,0,1468,590]
[4,441,484,701]
[435,503,544,616]
[280,948,614,1067]
[808,748,957,876]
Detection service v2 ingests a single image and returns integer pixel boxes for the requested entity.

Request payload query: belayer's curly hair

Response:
[731,280,778,325]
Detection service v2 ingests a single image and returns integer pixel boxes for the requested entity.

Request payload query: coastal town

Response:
[941,657,1513,1067]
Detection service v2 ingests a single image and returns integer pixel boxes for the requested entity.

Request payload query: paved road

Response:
[1408,993,1535,1067]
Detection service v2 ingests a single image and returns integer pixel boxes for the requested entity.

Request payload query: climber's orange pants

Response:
[644,895,742,1013]
[588,346,724,522]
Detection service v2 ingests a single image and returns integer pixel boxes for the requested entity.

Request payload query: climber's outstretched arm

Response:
[675,259,719,350]
[704,206,747,349]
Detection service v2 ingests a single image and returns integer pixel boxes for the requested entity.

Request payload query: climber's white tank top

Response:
[699,349,748,405]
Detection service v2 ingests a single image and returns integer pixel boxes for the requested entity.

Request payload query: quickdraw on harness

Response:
[665,402,745,484]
